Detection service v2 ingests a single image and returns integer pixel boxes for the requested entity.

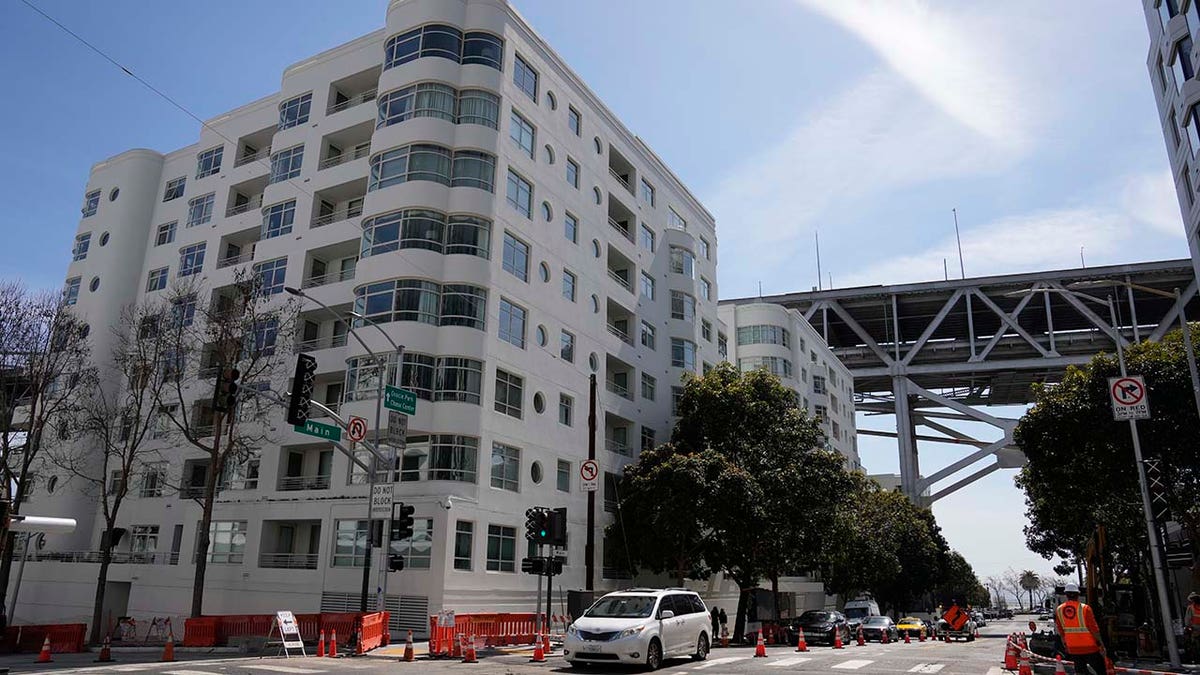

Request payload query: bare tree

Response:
[157,272,297,617]
[1001,568,1026,610]
[983,575,1006,608]
[0,280,92,612]
[48,300,176,643]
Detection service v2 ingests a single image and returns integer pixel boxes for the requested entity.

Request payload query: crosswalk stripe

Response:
[767,656,813,666]
[908,664,945,673]
[163,671,225,675]
[112,667,161,672]
[694,655,747,669]
[832,659,875,669]
[985,668,1005,675]
[243,666,327,674]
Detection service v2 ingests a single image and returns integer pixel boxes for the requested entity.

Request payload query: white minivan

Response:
[564,588,711,670]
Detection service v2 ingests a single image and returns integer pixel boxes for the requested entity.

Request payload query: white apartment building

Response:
[1145,0,1200,281]
[716,302,860,468]
[20,0,722,633]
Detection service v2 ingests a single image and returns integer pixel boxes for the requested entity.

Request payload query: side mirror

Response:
[1028,621,1037,632]
[659,610,675,620]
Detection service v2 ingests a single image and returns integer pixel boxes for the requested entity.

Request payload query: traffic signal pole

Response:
[586,374,596,591]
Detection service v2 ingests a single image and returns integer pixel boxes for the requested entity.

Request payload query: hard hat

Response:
[1064,583,1080,594]
[1189,591,1200,601]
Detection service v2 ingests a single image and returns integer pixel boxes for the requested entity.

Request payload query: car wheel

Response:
[566,660,582,669]
[692,633,709,661]
[967,632,975,642]
[645,638,663,671]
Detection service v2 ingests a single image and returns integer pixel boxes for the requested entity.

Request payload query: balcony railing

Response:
[605,437,633,456]
[278,474,331,491]
[179,485,207,500]
[327,89,377,115]
[216,251,254,269]
[605,379,633,401]
[31,550,179,565]
[234,147,271,168]
[311,205,365,228]
[607,269,632,292]
[302,267,356,289]
[225,196,263,217]
[608,217,634,243]
[318,142,372,170]
[295,333,349,352]
[258,552,319,569]
[609,168,634,194]
[606,323,633,345]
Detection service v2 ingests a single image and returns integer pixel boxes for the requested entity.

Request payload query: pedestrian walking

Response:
[719,607,728,637]
[711,606,720,638]
[1184,592,1199,662]
[1053,583,1107,675]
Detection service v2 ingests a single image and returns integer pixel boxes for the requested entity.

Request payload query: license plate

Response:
[580,642,600,653]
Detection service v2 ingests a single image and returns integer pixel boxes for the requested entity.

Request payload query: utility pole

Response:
[585,374,596,591]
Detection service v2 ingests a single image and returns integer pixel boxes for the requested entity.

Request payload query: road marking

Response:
[112,667,162,672]
[985,668,1005,675]
[908,664,945,673]
[694,655,747,669]
[243,666,327,674]
[767,656,813,666]
[163,671,226,675]
[832,659,875,669]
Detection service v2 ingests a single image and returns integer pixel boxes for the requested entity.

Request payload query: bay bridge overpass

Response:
[724,258,1198,504]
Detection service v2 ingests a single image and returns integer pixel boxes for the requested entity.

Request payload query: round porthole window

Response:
[109,187,120,202]
[89,277,100,292]
[545,91,557,110]
[590,294,599,313]
[531,460,544,483]
[592,239,601,258]
[589,352,599,372]
[594,137,603,155]
[536,325,548,346]
[533,392,546,415]
[544,145,555,164]
[593,187,602,205]
[542,201,553,222]
[46,476,58,493]
[99,232,110,246]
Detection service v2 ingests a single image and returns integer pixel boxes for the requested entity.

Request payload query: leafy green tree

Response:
[936,550,989,608]
[1014,326,1200,590]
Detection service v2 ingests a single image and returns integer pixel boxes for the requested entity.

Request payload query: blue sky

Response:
[0,0,1187,584]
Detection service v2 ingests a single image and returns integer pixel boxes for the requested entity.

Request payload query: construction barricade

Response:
[1,623,87,654]
[429,612,573,657]
[181,612,388,652]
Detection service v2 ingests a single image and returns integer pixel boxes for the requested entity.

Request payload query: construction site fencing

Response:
[427,612,573,658]
[182,611,387,651]
[1,623,87,653]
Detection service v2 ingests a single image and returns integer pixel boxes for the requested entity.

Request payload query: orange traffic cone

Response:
[543,631,551,655]
[95,634,113,662]
[904,630,911,644]
[462,634,478,663]
[328,629,338,658]
[1018,651,1032,675]
[833,629,844,649]
[1054,654,1067,674]
[316,630,326,658]
[721,627,729,649]
[857,626,865,647]
[36,635,52,663]
[530,633,546,662]
[881,629,890,644]
[402,630,414,662]
[1004,636,1019,670]
[161,631,175,662]
[919,626,926,642]
[796,631,808,652]
[754,631,767,657]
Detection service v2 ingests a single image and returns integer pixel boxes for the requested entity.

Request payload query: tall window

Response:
[560,330,575,362]
[333,520,369,567]
[640,320,656,350]
[490,442,520,491]
[486,524,516,571]
[566,158,579,188]
[557,459,571,491]
[699,237,711,260]
[72,233,91,261]
[368,144,455,190]
[501,233,530,283]
[196,146,223,178]
[63,277,80,306]
[435,358,483,404]
[640,224,655,251]
[513,54,538,100]
[700,277,712,301]
[261,200,296,239]
[669,246,695,277]
[642,426,657,452]
[454,521,474,571]
[156,221,177,245]
[147,267,168,292]
[559,393,573,426]
[179,243,206,277]
[506,169,533,218]
[701,319,712,342]
[82,189,100,217]
[640,178,655,205]
[186,193,215,227]
[391,518,433,569]
[671,338,697,371]
[163,176,186,202]
[562,269,577,301]
[564,212,578,243]
[568,107,581,136]
[140,463,168,497]
[203,520,247,564]
[509,110,535,157]
[278,92,312,130]
[131,525,159,553]
[270,145,304,183]
[494,369,523,418]
[451,150,496,191]
[641,372,656,400]
[253,258,287,296]
[670,290,695,322]
[498,298,527,348]
[1174,37,1195,93]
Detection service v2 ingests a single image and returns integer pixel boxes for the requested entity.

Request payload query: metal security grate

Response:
[319,592,429,636]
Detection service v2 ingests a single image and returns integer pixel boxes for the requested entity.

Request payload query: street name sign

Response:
[294,419,342,442]
[580,459,599,492]
[387,410,408,449]
[371,484,394,519]
[1109,375,1151,421]
[384,385,418,415]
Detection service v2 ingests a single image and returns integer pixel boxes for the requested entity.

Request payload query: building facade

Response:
[21,0,722,632]
[716,302,859,468]
[1145,0,1200,281]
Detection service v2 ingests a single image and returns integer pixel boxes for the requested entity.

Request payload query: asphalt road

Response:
[0,620,1026,674]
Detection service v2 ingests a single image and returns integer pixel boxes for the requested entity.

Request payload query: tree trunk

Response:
[733,584,749,643]
[91,529,114,644]
[0,493,27,612]
[190,414,223,618]
[771,574,780,623]
[676,558,686,588]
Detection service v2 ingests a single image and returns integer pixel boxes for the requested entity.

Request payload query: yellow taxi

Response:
[896,617,925,637]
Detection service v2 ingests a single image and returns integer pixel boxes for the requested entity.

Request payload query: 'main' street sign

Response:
[295,419,342,442]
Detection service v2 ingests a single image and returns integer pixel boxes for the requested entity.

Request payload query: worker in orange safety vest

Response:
[1185,592,1199,662]
[1053,583,1107,675]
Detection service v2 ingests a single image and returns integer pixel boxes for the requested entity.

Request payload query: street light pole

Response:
[1104,295,1181,668]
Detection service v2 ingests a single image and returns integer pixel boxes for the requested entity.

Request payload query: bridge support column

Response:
[893,376,921,502]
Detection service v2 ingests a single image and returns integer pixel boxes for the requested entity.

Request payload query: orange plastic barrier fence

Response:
[429,613,567,656]
[182,612,386,650]
[2,623,87,653]
[356,612,390,653]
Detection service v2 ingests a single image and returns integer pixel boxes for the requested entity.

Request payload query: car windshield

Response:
[900,617,920,624]
[843,607,869,619]
[800,611,833,622]
[864,617,889,625]
[586,595,657,619]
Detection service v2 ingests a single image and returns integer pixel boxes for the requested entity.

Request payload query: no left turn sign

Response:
[580,459,599,492]
[1109,375,1151,421]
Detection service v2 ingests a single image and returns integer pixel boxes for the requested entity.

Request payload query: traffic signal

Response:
[548,556,564,576]
[521,557,545,575]
[286,354,317,425]
[388,555,405,572]
[392,502,415,541]
[212,368,240,413]
[549,507,568,547]
[525,507,550,543]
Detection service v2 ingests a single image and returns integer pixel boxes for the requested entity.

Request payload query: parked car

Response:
[795,610,852,646]
[896,616,925,638]
[971,611,987,627]
[564,588,711,670]
[861,616,899,642]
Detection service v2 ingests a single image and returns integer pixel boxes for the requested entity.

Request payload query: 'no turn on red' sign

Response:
[1109,375,1151,421]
